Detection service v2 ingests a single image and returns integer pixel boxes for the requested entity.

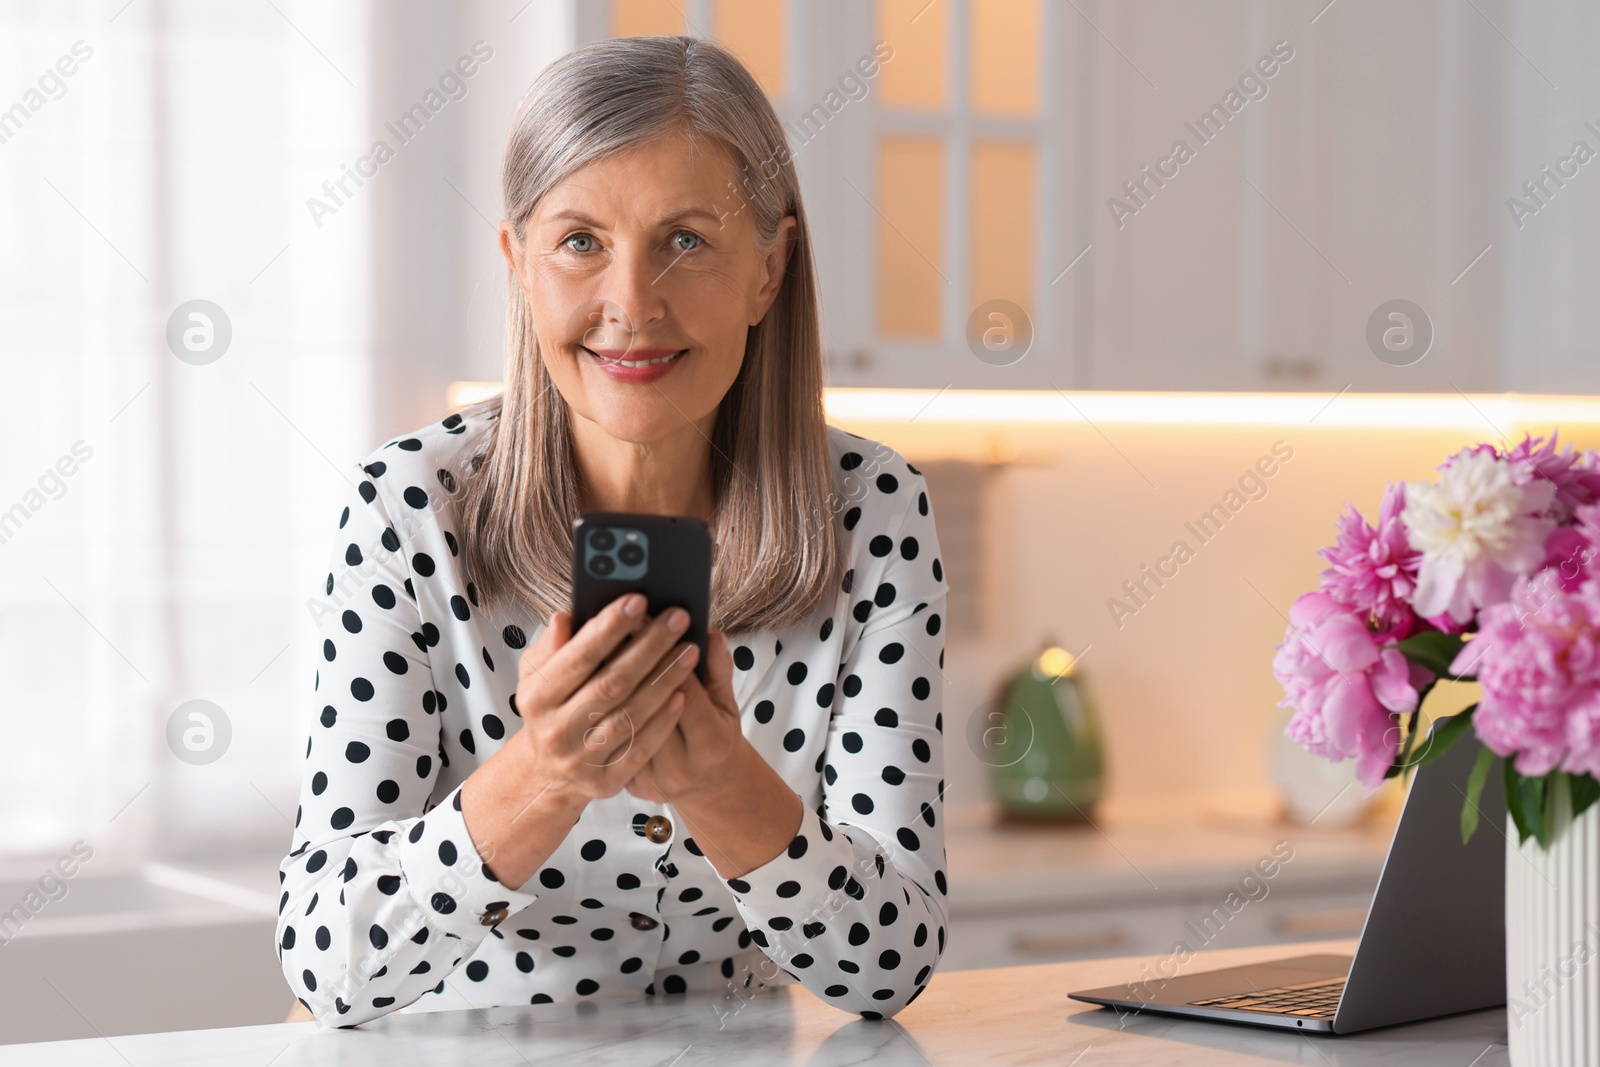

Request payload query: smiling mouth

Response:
[582,346,687,368]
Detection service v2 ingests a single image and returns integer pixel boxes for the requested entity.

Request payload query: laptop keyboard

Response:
[1190,976,1345,1018]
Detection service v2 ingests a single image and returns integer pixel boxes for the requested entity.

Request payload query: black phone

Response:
[570,512,713,680]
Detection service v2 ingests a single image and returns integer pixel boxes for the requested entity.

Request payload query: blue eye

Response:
[670,231,702,252]
[564,233,597,253]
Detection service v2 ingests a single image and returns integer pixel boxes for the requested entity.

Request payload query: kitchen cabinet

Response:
[940,803,1393,972]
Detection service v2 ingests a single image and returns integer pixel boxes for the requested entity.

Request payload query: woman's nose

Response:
[596,242,668,334]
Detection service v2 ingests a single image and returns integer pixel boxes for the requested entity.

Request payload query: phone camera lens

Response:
[617,543,644,566]
[589,528,616,551]
[590,554,615,577]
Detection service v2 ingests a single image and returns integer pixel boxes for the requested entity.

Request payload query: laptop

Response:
[1068,733,1506,1034]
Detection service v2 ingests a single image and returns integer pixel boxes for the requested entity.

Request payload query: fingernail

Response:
[678,643,700,667]
[623,594,646,617]
[667,608,690,633]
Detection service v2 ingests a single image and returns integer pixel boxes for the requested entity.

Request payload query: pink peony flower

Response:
[1402,450,1556,624]
[1317,482,1422,636]
[1275,592,1427,789]
[1454,576,1600,778]
[1500,433,1600,523]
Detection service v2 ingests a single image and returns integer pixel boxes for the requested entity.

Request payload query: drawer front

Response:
[943,889,1375,972]
[942,906,1186,971]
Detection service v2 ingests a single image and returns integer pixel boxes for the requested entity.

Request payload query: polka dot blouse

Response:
[277,406,951,1026]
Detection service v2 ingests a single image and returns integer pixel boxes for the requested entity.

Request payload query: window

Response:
[0,2,371,862]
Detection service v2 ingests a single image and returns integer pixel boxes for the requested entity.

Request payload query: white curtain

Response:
[0,0,372,864]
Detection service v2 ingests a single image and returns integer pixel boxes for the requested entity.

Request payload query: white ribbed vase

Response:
[1506,775,1600,1067]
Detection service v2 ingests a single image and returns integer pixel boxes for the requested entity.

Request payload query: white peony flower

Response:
[1402,450,1555,623]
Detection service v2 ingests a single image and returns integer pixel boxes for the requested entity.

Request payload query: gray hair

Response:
[457,35,840,633]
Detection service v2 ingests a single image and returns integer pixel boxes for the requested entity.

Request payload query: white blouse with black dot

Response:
[277,408,950,1026]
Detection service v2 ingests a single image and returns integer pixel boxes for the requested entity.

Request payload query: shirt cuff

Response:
[722,803,873,936]
[395,786,540,943]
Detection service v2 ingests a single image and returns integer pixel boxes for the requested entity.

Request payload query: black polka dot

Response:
[581,839,606,862]
[733,645,754,670]
[783,728,806,752]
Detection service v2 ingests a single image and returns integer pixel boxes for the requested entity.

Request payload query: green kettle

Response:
[985,645,1105,821]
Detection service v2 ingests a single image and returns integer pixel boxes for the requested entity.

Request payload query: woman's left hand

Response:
[625,630,745,803]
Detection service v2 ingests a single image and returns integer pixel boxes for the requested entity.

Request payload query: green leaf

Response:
[1570,773,1600,824]
[1461,745,1496,844]
[1396,631,1470,679]
[1385,710,1422,780]
[1415,706,1477,767]
[1505,762,1549,847]
[1504,759,1530,845]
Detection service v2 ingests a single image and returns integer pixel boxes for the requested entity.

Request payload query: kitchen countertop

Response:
[943,800,1399,915]
[0,937,1508,1065]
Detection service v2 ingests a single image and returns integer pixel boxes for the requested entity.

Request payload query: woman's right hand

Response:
[459,592,699,888]
[513,593,700,801]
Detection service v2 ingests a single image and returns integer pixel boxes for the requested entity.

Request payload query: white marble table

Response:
[0,938,1507,1065]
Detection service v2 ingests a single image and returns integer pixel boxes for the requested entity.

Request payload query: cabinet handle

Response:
[1272,907,1367,938]
[1010,928,1127,955]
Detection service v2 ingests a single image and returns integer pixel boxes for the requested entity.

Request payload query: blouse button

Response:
[479,905,509,927]
[629,912,659,931]
[644,815,672,844]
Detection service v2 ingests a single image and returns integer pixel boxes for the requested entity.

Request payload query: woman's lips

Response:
[582,345,687,384]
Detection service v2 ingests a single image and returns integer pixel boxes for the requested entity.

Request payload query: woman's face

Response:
[502,131,796,446]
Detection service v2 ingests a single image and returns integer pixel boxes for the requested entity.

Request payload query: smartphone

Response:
[570,512,713,680]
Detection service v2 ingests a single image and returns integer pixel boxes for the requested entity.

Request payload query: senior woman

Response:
[278,35,948,1027]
